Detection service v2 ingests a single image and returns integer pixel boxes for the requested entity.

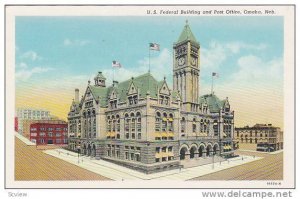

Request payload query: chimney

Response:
[75,88,79,102]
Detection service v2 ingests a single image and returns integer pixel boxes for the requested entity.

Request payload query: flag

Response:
[212,72,219,78]
[149,43,160,51]
[112,61,122,68]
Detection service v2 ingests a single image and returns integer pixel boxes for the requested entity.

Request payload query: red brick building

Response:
[15,117,18,132]
[30,122,68,145]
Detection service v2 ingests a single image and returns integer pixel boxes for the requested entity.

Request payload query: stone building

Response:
[67,22,235,173]
[234,124,283,151]
[16,108,51,135]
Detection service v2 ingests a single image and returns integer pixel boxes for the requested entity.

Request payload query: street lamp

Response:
[76,145,81,164]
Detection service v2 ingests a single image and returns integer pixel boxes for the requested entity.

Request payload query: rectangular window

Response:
[193,124,196,133]
[155,147,160,153]
[155,158,160,163]
[39,132,46,137]
[130,153,134,161]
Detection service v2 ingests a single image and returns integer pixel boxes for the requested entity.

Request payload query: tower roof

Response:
[94,71,106,80]
[177,20,198,43]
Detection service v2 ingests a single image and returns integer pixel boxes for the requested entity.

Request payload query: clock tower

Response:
[173,21,200,111]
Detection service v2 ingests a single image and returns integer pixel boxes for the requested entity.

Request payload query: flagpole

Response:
[113,66,115,82]
[148,45,151,73]
[211,73,214,94]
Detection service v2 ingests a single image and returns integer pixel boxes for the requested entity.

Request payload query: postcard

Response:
[5,5,295,189]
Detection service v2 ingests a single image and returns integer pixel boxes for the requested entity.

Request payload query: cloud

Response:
[20,50,42,61]
[63,38,91,47]
[231,55,282,84]
[225,42,267,54]
[101,48,173,85]
[15,66,53,81]
[209,55,284,128]
[17,62,28,69]
[201,40,267,70]
[201,41,227,70]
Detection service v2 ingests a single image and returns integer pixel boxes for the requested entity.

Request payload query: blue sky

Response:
[15,16,284,127]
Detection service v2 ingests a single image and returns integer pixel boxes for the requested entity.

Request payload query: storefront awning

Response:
[155,153,162,158]
[154,132,161,137]
[161,132,168,137]
[161,152,168,157]
[168,152,174,156]
[168,132,174,137]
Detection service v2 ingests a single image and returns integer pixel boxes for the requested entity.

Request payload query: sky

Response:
[15,16,284,128]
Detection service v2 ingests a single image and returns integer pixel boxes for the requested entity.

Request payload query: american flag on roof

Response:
[112,61,122,68]
[149,43,160,51]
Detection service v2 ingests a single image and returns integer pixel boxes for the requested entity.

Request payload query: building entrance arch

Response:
[190,146,197,159]
[199,145,205,157]
[180,147,188,160]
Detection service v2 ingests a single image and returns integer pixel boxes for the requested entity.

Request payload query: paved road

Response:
[15,137,111,181]
[189,150,283,180]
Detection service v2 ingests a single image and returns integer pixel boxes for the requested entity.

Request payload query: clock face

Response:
[178,57,185,66]
[191,57,197,66]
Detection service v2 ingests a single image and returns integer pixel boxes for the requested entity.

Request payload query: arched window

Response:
[124,113,130,139]
[180,117,186,133]
[200,119,204,132]
[203,119,207,133]
[155,112,161,132]
[136,112,142,139]
[207,120,210,133]
[213,120,218,136]
[192,118,197,133]
[162,113,167,132]
[116,115,120,132]
[168,113,174,131]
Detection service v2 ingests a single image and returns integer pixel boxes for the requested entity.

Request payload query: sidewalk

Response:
[44,148,263,181]
[238,149,283,155]
[15,132,36,146]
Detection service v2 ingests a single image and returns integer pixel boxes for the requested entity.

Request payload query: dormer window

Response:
[110,99,117,109]
[159,95,169,105]
[128,94,138,105]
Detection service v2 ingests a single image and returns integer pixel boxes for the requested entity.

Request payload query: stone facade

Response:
[67,22,235,173]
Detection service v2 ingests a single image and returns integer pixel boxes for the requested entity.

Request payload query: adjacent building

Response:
[14,117,18,132]
[30,122,68,145]
[22,119,66,139]
[234,124,283,152]
[16,108,51,135]
[67,22,235,173]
